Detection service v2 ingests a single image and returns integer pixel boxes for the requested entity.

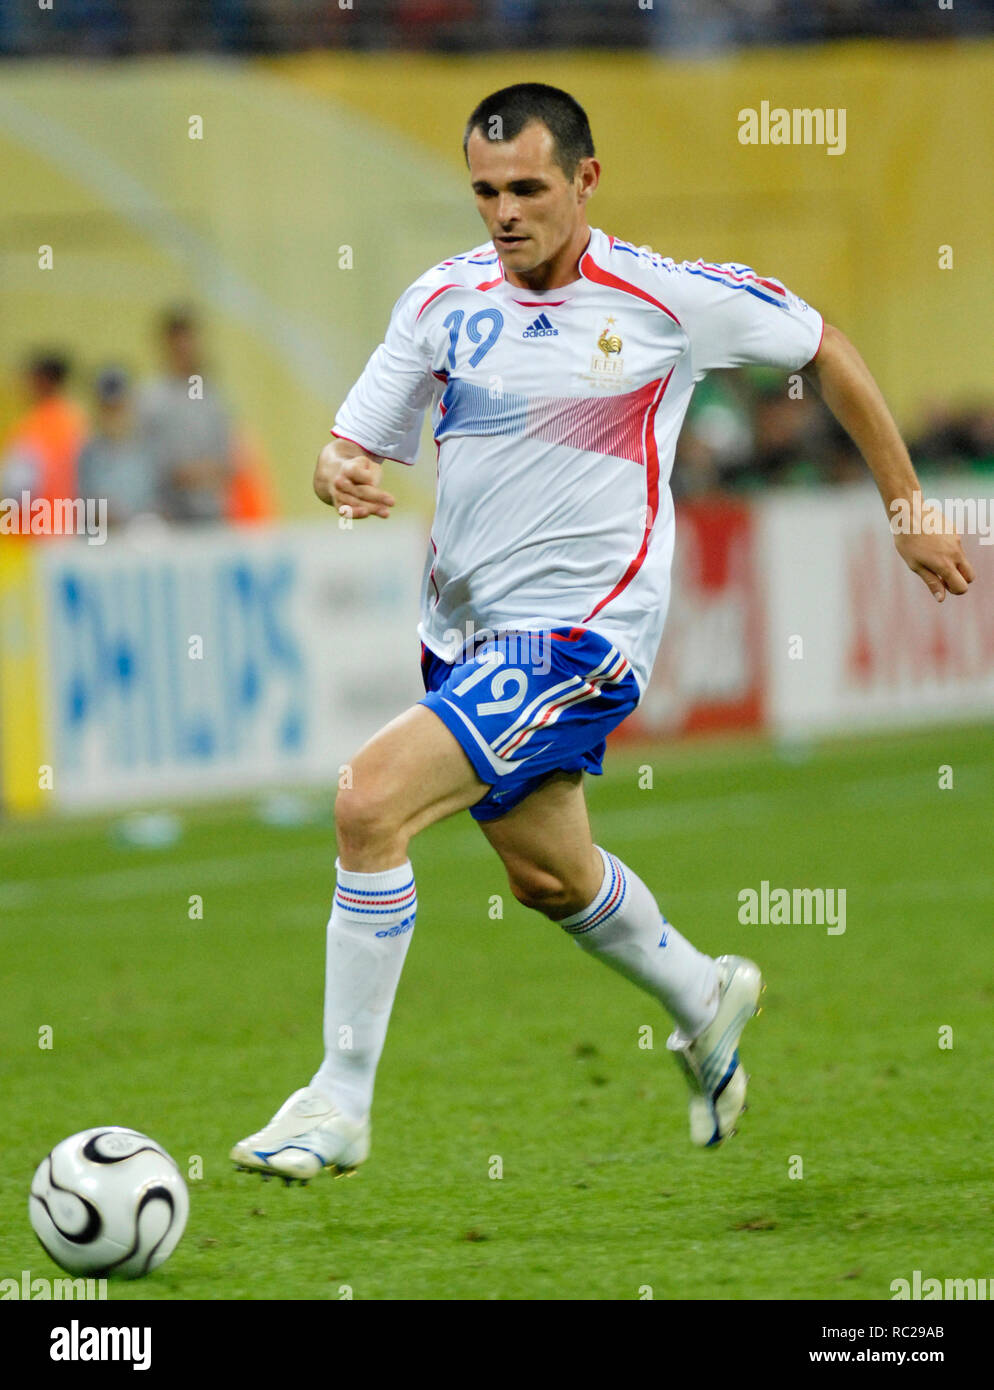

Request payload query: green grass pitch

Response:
[2,721,992,1301]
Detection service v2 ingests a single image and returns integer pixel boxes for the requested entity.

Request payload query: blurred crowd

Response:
[1,0,991,56]
[673,368,994,500]
[0,309,277,533]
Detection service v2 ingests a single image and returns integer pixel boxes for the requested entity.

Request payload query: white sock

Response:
[559,846,718,1038]
[310,858,417,1122]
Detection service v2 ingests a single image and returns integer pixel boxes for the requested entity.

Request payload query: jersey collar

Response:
[488,229,602,305]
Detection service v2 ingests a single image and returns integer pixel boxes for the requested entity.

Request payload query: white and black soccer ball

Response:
[29,1127,189,1279]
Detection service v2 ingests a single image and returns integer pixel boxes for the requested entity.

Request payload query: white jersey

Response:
[333,227,823,699]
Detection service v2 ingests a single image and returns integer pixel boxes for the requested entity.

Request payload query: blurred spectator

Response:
[963,406,994,468]
[2,0,991,55]
[749,384,827,486]
[0,352,87,512]
[77,367,162,529]
[908,401,994,478]
[137,307,234,525]
[912,402,975,466]
[674,369,994,498]
[227,426,280,524]
[396,0,479,51]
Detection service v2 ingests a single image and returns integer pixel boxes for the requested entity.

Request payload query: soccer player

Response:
[232,83,973,1179]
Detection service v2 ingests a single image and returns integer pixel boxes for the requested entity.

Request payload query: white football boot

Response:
[230,1088,370,1183]
[667,954,764,1148]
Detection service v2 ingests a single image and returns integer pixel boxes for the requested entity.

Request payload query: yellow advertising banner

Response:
[0,540,46,813]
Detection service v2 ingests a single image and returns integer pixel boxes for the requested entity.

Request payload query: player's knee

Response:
[334,782,402,854]
[508,867,575,919]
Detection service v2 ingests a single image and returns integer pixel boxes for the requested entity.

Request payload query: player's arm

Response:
[315,273,437,521]
[313,436,395,521]
[802,323,974,602]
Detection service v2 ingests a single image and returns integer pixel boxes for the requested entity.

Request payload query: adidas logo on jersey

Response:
[522,313,558,338]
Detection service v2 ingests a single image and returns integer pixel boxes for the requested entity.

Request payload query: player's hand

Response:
[314,441,395,520]
[892,501,975,602]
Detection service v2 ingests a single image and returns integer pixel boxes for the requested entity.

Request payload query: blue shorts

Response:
[419,626,641,822]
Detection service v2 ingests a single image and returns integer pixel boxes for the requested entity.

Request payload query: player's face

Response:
[467,122,598,285]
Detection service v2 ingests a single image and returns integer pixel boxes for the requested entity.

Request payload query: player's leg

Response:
[231,704,488,1180]
[309,704,487,1113]
[479,769,720,1034]
[332,702,492,870]
[479,770,763,1147]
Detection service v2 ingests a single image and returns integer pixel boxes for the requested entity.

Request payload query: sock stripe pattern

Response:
[333,875,417,920]
[560,848,627,935]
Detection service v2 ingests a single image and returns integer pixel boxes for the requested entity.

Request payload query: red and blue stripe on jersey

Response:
[681,259,790,309]
[434,374,665,466]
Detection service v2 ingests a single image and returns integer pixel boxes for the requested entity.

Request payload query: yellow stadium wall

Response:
[1,42,991,518]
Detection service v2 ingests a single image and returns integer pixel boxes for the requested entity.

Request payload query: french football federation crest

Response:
[597,317,623,355]
[583,316,626,387]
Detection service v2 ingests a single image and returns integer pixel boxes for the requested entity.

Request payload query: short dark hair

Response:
[25,351,70,388]
[160,305,198,338]
[463,83,595,179]
[95,366,130,403]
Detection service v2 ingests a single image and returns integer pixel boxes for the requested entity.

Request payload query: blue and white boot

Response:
[667,954,764,1147]
[230,1087,370,1182]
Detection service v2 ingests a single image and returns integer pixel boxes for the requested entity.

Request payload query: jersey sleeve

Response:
[332,279,436,466]
[664,259,824,379]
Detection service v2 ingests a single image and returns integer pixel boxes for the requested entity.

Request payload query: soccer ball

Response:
[29,1127,189,1279]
